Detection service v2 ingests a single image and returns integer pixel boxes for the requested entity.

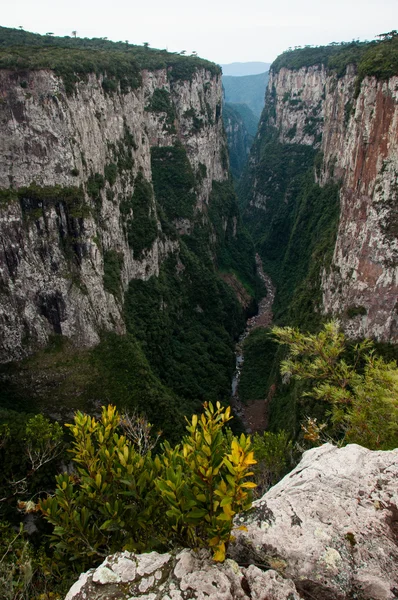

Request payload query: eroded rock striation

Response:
[65,443,398,600]
[0,62,227,362]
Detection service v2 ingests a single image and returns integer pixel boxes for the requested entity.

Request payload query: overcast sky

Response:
[2,0,398,64]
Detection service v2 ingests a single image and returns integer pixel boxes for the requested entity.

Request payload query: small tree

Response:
[0,414,63,504]
[272,321,398,449]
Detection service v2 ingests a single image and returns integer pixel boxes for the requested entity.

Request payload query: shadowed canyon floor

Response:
[231,254,275,432]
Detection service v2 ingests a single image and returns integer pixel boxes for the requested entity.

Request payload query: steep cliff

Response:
[223,103,255,179]
[0,28,256,430]
[240,38,398,341]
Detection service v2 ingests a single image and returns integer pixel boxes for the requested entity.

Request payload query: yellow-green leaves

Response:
[156,401,256,562]
[41,403,257,571]
[40,405,165,570]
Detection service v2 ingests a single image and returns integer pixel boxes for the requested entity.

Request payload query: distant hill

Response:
[223,71,269,119]
[229,103,258,137]
[221,62,271,76]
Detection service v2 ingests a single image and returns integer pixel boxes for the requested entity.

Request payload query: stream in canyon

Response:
[231,254,275,432]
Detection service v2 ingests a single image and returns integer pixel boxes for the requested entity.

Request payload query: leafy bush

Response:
[40,403,255,570]
[157,402,255,561]
[40,405,165,568]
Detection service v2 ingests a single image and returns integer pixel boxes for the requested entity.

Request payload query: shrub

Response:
[40,403,256,570]
[157,402,256,561]
[40,405,166,569]
[252,430,293,496]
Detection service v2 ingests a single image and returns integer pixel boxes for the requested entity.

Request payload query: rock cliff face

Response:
[243,59,398,340]
[0,64,226,362]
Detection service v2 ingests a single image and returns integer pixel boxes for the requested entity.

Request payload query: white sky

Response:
[2,0,398,64]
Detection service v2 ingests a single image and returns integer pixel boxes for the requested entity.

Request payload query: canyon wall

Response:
[0,64,228,362]
[242,55,398,340]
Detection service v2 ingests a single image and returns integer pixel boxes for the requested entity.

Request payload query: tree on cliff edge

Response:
[272,321,398,450]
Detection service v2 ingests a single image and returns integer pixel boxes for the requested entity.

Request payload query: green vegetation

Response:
[252,430,293,496]
[229,103,259,137]
[86,173,105,203]
[40,403,255,569]
[238,329,278,403]
[123,166,256,406]
[104,162,118,186]
[346,305,367,318]
[0,26,220,95]
[271,35,398,82]
[271,41,371,75]
[146,88,177,132]
[156,402,255,561]
[103,249,124,298]
[0,404,256,596]
[0,333,185,444]
[120,172,158,257]
[239,116,340,329]
[151,142,197,220]
[208,180,257,290]
[272,321,398,450]
[222,103,254,180]
[124,251,241,405]
[0,521,70,600]
[358,33,398,80]
[0,183,88,219]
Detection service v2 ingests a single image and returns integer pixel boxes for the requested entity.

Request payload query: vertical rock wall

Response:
[252,65,398,340]
[0,66,227,361]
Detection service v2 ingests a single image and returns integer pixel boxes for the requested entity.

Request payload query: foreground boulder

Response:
[231,443,398,600]
[65,444,398,600]
[65,548,302,600]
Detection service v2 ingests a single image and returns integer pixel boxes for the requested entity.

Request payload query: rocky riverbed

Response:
[231,254,275,432]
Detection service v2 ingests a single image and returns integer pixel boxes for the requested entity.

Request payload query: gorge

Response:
[0,26,398,600]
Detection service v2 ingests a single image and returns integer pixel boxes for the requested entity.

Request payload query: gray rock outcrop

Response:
[65,549,302,600]
[65,443,398,600]
[231,443,398,600]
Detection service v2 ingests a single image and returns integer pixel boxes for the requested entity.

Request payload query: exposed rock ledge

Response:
[65,444,398,600]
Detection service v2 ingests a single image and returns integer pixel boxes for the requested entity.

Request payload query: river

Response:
[230,254,275,432]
